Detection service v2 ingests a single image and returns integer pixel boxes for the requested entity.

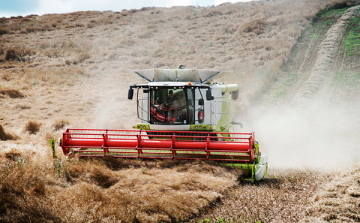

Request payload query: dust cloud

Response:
[87,71,141,130]
[242,100,360,170]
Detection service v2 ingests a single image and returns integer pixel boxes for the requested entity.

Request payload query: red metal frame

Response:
[61,129,255,162]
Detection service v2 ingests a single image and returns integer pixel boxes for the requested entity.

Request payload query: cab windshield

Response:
[150,88,195,125]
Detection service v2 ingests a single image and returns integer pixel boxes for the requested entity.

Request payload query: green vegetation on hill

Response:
[319,7,349,19]
[336,6,360,95]
[272,72,299,100]
[312,7,349,28]
[310,6,349,38]
[269,5,360,103]
[326,6,360,101]
[344,7,360,55]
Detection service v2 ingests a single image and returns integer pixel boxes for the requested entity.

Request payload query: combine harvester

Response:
[52,69,268,182]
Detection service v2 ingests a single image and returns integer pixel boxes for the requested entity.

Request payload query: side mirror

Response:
[206,89,213,101]
[231,90,239,100]
[198,99,204,105]
[128,88,134,100]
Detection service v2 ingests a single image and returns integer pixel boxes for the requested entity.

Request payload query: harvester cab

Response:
[129,69,239,132]
[53,69,268,183]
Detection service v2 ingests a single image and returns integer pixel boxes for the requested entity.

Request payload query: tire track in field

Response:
[300,165,360,222]
[292,6,360,105]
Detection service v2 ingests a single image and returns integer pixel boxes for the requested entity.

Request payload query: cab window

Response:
[150,88,195,125]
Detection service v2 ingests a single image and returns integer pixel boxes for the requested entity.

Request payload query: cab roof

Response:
[133,69,230,83]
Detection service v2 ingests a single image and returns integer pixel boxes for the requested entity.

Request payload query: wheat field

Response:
[1,0,360,222]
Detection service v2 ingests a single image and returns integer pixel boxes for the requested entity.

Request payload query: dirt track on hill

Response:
[292,5,360,104]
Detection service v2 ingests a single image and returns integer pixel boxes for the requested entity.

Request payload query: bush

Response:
[242,19,267,35]
[5,48,35,61]
[52,119,69,131]
[25,27,36,33]
[0,124,17,140]
[25,120,42,134]
[0,89,24,98]
[5,48,18,61]
[0,29,8,35]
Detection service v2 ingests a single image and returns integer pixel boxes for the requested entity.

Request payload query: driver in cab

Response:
[165,90,176,108]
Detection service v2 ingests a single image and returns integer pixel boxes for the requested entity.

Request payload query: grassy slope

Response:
[333,6,360,102]
[263,5,360,105]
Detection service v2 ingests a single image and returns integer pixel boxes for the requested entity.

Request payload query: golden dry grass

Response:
[53,159,241,222]
[0,151,241,222]
[194,170,333,222]
[0,150,342,223]
[0,150,61,223]
[52,119,70,131]
[0,0,359,222]
[300,165,360,222]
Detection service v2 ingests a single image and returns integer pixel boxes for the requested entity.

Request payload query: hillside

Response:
[1,0,360,222]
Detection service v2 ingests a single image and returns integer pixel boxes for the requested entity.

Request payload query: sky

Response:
[0,0,253,17]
